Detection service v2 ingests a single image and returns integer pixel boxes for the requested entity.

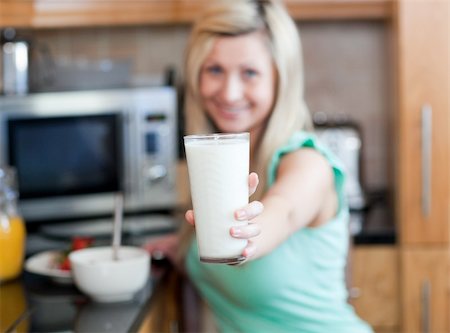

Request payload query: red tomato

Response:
[58,236,94,271]
[59,257,71,271]
[71,237,94,251]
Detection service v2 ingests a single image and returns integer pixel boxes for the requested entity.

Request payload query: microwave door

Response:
[7,113,122,221]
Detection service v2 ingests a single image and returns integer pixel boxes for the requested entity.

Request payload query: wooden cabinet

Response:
[401,248,449,333]
[396,0,450,245]
[349,246,400,333]
[0,0,393,28]
[394,0,450,332]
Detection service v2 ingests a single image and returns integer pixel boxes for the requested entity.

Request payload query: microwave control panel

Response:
[142,113,174,182]
[123,87,178,211]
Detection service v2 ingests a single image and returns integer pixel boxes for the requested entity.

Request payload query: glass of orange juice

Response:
[0,167,26,283]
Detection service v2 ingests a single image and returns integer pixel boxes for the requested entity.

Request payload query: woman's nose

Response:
[220,74,243,102]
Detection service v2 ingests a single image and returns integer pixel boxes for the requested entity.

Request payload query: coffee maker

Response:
[1,28,30,95]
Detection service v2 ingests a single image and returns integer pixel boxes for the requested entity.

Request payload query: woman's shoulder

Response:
[267,130,348,216]
[275,147,332,181]
[270,131,325,161]
[268,130,345,184]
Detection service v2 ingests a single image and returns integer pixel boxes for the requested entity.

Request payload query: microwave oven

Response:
[0,87,178,223]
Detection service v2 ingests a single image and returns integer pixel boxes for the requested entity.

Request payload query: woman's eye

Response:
[205,65,223,75]
[243,69,258,79]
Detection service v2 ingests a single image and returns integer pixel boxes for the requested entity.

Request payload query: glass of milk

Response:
[184,133,249,264]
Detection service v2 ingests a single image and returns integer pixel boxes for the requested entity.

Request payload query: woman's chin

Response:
[215,124,249,134]
[210,117,245,133]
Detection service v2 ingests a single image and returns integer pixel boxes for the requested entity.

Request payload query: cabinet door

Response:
[349,246,400,332]
[401,248,449,333]
[396,0,449,244]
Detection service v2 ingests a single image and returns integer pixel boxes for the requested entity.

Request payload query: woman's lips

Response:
[217,108,243,120]
[213,101,249,120]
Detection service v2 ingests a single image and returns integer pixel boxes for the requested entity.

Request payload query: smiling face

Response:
[199,32,276,141]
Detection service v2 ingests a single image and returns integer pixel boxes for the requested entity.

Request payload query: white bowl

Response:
[69,246,150,303]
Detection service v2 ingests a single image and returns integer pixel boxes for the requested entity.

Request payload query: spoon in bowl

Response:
[112,192,124,261]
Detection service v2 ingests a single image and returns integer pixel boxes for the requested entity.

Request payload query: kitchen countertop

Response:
[1,260,171,333]
[350,189,396,245]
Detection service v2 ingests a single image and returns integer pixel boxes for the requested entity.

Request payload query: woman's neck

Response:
[249,124,266,162]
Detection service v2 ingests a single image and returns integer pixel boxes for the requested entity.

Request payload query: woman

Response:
[146,0,373,332]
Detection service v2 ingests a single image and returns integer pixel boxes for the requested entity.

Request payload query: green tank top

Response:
[186,131,373,333]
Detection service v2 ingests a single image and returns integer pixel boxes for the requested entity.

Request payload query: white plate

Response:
[25,250,73,284]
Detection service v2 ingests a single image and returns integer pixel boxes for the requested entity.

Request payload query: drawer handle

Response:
[421,280,431,333]
[421,104,432,218]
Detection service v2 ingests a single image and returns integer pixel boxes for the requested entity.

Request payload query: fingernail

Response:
[231,227,241,237]
[236,210,247,220]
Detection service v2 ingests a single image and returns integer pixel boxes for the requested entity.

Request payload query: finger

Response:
[230,223,261,239]
[185,210,195,226]
[248,172,259,196]
[235,201,264,221]
[243,240,257,259]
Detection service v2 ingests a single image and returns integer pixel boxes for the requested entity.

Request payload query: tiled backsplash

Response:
[1,21,392,192]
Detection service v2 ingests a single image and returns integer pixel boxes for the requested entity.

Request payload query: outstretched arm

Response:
[185,149,337,262]
[230,148,338,260]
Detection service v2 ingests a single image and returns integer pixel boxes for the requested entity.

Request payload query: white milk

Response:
[184,133,249,263]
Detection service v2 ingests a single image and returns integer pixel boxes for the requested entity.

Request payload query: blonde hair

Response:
[184,0,312,200]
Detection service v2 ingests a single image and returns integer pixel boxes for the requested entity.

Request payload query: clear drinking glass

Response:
[184,133,249,264]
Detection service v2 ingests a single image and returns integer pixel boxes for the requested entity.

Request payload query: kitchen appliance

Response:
[1,28,30,95]
[314,116,366,211]
[0,86,178,223]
